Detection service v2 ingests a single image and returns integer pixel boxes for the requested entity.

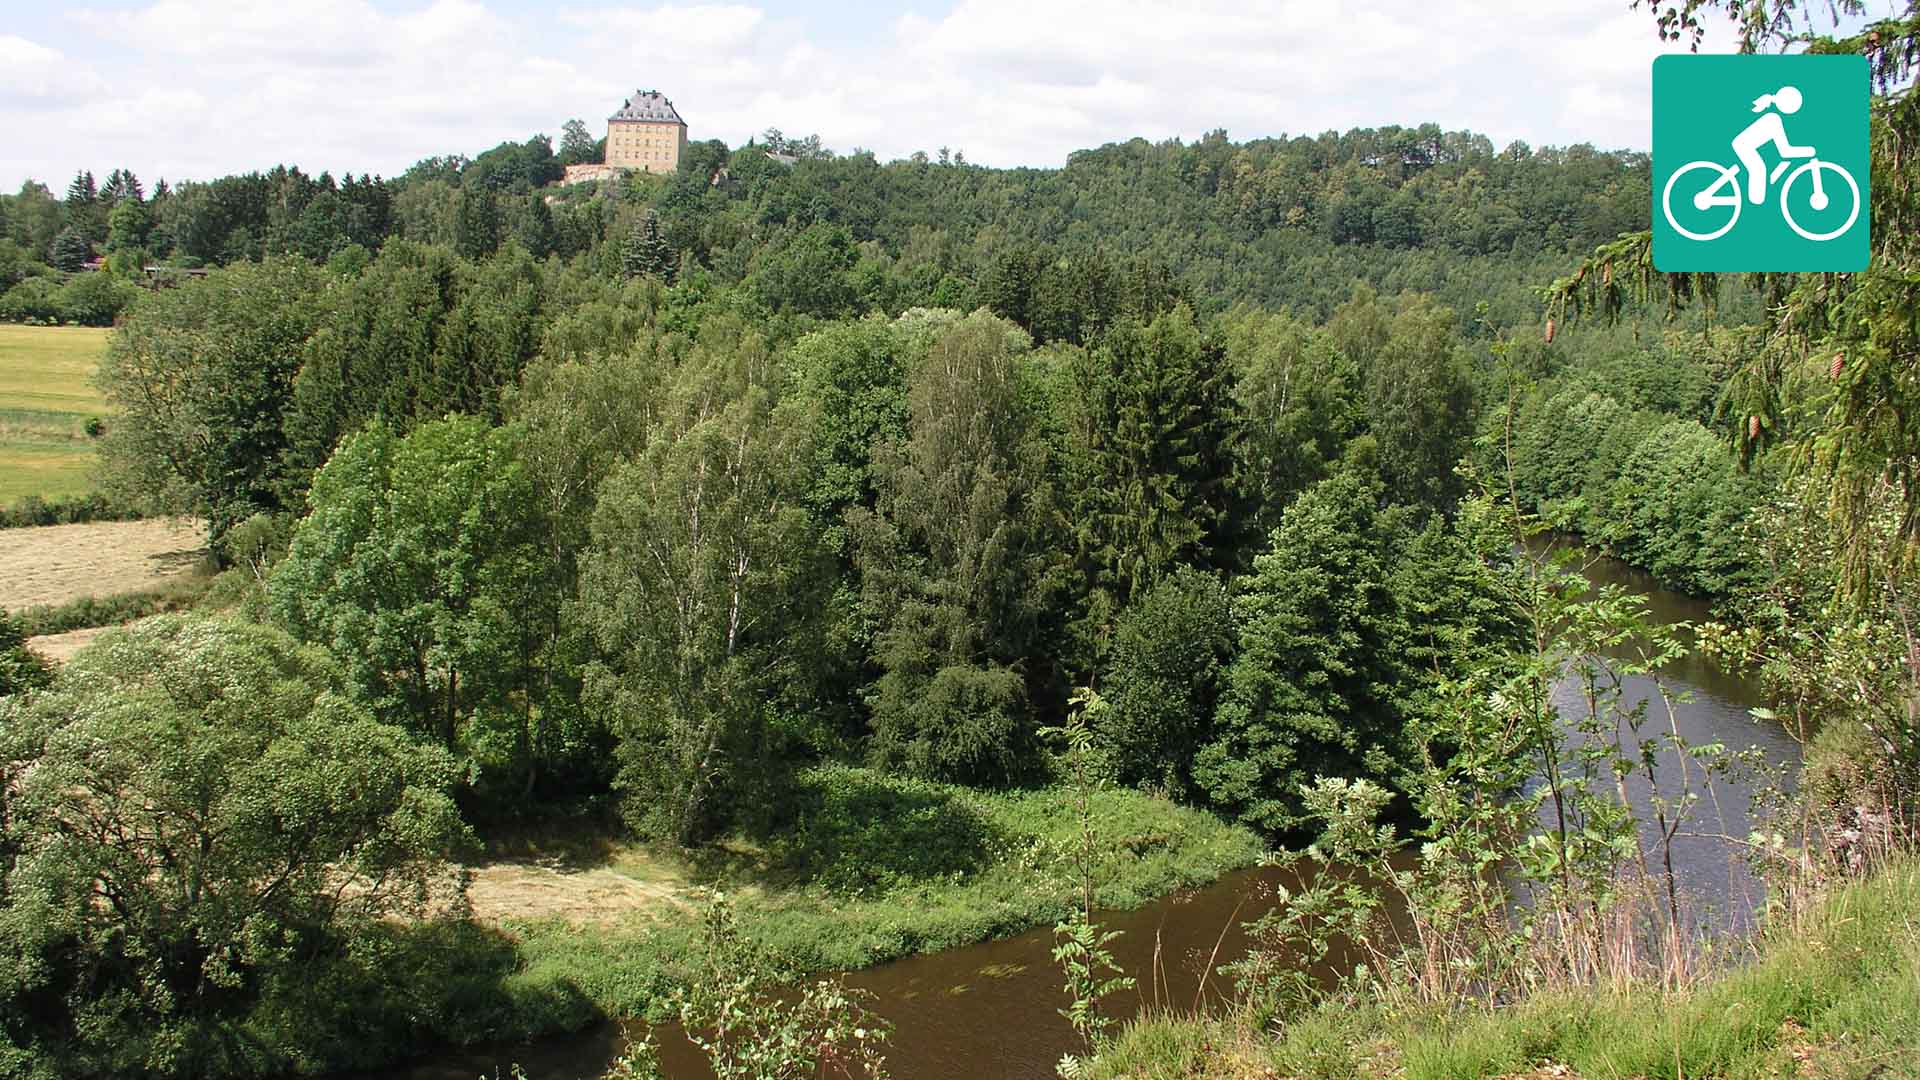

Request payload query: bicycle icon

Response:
[1659,83,1861,244]
[1661,155,1861,242]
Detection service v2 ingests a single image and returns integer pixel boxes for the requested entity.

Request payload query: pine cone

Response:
[1831,351,1845,380]
[1749,414,1762,440]
[1544,317,1556,344]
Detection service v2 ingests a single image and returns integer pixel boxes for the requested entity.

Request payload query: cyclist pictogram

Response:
[1652,55,1869,272]
[1660,85,1861,243]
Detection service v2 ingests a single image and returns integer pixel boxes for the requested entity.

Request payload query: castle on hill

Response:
[606,90,687,174]
[563,90,687,185]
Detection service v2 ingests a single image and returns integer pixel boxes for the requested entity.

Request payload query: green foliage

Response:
[782,315,915,524]
[0,492,137,529]
[1492,335,1767,596]
[52,271,138,326]
[1090,854,1920,1080]
[11,575,213,637]
[775,765,1005,896]
[1222,307,1362,552]
[1706,478,1920,834]
[748,223,859,317]
[95,257,332,538]
[269,416,554,803]
[1344,289,1477,506]
[1045,690,1136,1075]
[675,894,892,1080]
[1196,468,1523,836]
[0,616,469,1078]
[1195,466,1406,834]
[48,226,90,272]
[621,209,675,282]
[577,326,827,843]
[499,766,1259,1026]
[851,312,1064,783]
[0,608,49,697]
[1096,566,1233,798]
[281,241,547,499]
[1055,306,1239,649]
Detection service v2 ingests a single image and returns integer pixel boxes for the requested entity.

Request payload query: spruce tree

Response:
[50,226,92,271]
[622,210,675,282]
[453,188,500,260]
[1059,305,1238,664]
[64,170,96,209]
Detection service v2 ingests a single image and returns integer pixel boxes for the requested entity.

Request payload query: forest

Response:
[0,3,1917,1076]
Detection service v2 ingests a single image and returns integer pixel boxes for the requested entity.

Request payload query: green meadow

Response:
[0,324,110,502]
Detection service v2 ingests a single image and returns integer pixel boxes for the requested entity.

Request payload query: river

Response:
[372,544,1799,1080]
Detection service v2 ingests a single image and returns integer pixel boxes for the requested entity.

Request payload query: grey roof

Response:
[609,91,685,125]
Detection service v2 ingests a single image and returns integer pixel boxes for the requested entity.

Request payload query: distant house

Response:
[606,90,687,175]
[141,265,213,289]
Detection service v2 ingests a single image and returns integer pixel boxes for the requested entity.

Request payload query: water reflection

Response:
[363,543,1798,1080]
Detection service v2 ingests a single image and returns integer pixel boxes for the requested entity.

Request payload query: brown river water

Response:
[361,544,1798,1080]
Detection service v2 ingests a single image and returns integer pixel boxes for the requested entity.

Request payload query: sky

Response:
[0,0,1893,191]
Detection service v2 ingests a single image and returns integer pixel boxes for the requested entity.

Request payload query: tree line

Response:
[3,121,1649,329]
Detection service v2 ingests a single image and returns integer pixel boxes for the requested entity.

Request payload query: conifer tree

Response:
[49,226,92,271]
[622,209,675,282]
[63,170,96,209]
[1058,305,1239,663]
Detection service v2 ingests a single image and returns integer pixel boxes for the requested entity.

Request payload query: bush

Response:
[0,276,64,323]
[1098,567,1234,798]
[12,574,214,637]
[0,493,141,530]
[55,270,140,326]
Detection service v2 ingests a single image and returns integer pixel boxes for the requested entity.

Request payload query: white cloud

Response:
[0,0,1717,192]
[0,34,88,106]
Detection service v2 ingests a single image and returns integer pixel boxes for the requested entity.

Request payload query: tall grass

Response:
[1089,860,1920,1080]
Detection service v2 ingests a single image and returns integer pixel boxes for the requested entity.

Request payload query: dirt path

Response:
[25,625,110,663]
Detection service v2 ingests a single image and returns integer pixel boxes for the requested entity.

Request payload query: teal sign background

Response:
[1652,54,1869,272]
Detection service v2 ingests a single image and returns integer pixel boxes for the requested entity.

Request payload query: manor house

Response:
[606,90,687,175]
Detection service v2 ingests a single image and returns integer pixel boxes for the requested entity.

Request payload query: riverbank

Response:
[1087,858,1920,1080]
[362,765,1265,1068]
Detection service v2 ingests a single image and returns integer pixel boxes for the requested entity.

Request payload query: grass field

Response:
[0,324,111,502]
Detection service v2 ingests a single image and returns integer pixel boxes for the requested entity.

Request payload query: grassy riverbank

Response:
[385,765,1265,1056]
[1087,859,1920,1080]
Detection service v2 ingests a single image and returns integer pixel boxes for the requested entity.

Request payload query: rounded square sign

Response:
[1652,54,1869,272]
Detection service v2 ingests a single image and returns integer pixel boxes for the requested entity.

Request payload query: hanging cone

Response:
[1544,317,1556,344]
[1603,262,1613,287]
[1831,351,1845,380]
[1749,414,1762,441]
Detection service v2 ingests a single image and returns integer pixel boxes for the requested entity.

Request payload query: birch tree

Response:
[578,331,825,844]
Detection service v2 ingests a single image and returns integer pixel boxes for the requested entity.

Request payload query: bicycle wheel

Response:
[1780,160,1861,242]
[1661,160,1742,242]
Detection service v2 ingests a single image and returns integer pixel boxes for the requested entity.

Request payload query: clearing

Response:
[0,324,111,502]
[467,846,702,925]
[0,517,204,613]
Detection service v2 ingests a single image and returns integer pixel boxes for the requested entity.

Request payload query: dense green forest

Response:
[1,23,1917,1074]
[3,121,1653,330]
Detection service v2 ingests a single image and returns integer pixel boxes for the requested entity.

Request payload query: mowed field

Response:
[0,517,207,661]
[0,324,111,503]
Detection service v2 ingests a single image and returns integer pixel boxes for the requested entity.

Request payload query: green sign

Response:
[1652,54,1869,272]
